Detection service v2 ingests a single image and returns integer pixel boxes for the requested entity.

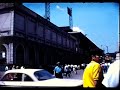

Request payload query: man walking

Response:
[53,62,63,78]
[83,55,104,88]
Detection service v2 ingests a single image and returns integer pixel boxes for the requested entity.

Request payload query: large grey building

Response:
[0,3,103,68]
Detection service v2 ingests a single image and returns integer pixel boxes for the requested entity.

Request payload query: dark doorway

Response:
[29,46,35,68]
[0,45,6,64]
[16,45,24,65]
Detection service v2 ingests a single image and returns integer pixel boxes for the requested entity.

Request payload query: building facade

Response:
[0,3,103,68]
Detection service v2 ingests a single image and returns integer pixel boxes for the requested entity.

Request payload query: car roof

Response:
[4,69,44,75]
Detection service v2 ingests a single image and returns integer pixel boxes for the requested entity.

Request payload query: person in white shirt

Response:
[102,53,120,88]
[20,66,24,69]
[12,65,15,70]
[5,66,8,71]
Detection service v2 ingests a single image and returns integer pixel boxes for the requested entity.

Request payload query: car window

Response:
[13,73,22,81]
[1,73,34,82]
[1,73,22,81]
[34,70,55,81]
[23,74,33,81]
[1,73,14,81]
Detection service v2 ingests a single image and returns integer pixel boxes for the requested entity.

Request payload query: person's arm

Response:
[53,67,56,75]
[93,64,101,87]
[94,80,98,86]
[53,71,55,75]
[102,60,119,87]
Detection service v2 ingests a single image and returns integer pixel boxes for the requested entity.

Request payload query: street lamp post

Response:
[106,46,108,53]
[101,45,105,53]
[100,45,102,52]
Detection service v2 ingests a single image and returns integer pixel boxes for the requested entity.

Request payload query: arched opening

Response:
[29,46,35,68]
[0,45,6,64]
[38,47,44,66]
[16,44,24,65]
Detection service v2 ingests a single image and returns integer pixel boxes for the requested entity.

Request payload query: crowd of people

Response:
[32,52,119,88]
[5,65,25,71]
[52,52,120,88]
[53,62,80,78]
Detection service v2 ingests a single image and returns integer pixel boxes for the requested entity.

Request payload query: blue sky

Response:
[23,3,119,53]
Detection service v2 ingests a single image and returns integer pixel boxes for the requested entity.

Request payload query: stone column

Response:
[6,43,13,64]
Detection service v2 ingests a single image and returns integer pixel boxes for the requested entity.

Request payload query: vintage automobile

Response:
[0,69,83,88]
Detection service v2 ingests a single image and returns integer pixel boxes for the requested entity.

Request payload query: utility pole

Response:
[101,45,103,50]
[106,46,108,53]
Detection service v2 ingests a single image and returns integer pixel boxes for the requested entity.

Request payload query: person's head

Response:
[56,62,60,66]
[91,55,95,60]
[92,55,100,63]
[16,66,19,69]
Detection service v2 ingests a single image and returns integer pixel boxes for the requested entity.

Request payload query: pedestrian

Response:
[12,65,15,70]
[102,52,120,88]
[16,66,19,69]
[5,65,9,71]
[20,66,24,69]
[104,63,108,73]
[82,55,104,88]
[53,62,63,78]
[63,64,68,77]
[101,63,106,74]
[67,64,71,77]
[74,65,78,74]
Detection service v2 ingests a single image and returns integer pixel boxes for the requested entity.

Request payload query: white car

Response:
[0,69,83,88]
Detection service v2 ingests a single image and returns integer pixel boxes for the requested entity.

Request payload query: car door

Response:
[19,73,35,87]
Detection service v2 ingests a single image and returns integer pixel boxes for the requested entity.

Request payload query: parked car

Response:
[0,69,83,88]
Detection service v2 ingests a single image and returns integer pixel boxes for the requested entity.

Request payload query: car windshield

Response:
[34,70,55,81]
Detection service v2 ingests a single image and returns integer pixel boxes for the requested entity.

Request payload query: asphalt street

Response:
[63,69,84,80]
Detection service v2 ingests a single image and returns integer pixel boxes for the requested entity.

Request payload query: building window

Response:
[67,38,69,48]
[45,29,51,40]
[15,13,25,31]
[58,34,62,45]
[28,19,35,34]
[52,31,56,42]
[37,24,44,38]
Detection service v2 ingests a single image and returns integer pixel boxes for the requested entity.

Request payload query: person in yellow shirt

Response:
[83,55,104,88]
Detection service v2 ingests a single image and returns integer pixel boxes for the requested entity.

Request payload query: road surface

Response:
[63,69,84,80]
